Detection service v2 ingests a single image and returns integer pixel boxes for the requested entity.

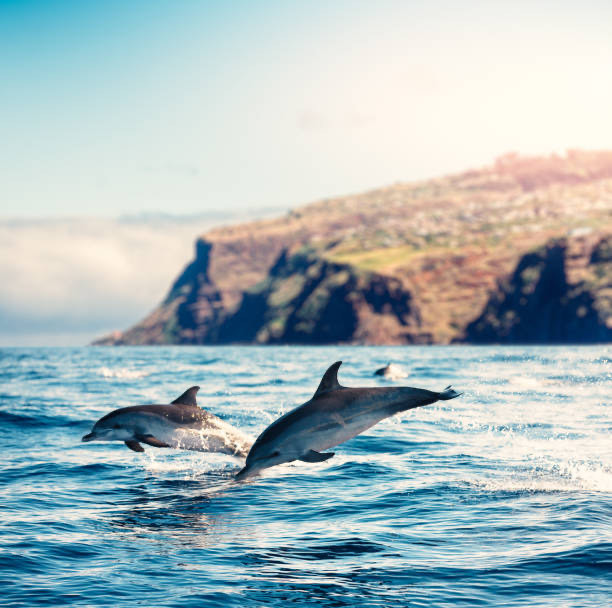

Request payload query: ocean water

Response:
[0,346,610,607]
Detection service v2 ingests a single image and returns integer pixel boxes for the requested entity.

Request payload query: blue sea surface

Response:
[0,346,610,607]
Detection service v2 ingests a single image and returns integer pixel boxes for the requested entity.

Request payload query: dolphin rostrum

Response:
[82,386,252,457]
[236,362,461,479]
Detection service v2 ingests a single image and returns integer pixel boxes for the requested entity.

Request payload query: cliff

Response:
[462,235,612,343]
[95,150,612,345]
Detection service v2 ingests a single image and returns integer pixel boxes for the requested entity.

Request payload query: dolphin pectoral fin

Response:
[298,449,335,463]
[136,434,171,448]
[125,440,145,453]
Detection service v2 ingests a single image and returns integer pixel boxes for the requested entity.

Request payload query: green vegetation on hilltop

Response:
[94,151,612,346]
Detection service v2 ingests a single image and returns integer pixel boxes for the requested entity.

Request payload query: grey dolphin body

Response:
[82,386,252,456]
[236,362,461,479]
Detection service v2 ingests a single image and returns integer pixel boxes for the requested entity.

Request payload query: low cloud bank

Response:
[0,211,279,345]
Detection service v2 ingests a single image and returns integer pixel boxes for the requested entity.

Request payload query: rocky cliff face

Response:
[216,251,424,344]
[462,235,612,343]
[95,151,612,345]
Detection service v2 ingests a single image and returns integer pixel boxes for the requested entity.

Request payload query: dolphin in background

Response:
[82,386,252,457]
[374,362,408,380]
[236,362,461,479]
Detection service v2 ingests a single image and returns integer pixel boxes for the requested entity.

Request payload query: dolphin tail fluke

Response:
[438,386,462,400]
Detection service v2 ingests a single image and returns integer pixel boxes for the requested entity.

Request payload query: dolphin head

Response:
[235,442,287,480]
[82,410,134,443]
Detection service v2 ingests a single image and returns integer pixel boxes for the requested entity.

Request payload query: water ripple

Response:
[0,345,610,607]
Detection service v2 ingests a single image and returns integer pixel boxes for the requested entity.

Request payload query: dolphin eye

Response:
[113,424,121,429]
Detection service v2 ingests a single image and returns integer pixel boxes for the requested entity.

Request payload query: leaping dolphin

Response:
[236,362,461,479]
[82,386,252,457]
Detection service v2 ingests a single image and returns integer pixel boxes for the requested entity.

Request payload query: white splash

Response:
[375,363,408,380]
[97,366,148,379]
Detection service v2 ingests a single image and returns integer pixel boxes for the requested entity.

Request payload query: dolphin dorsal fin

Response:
[171,386,200,406]
[313,361,343,398]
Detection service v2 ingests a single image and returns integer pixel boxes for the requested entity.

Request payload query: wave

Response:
[2,345,611,608]
[2,461,127,485]
[466,460,612,493]
[514,542,612,575]
[0,410,89,430]
[97,366,149,379]
[270,539,388,562]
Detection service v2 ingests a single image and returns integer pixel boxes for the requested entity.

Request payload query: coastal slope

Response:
[95,151,612,345]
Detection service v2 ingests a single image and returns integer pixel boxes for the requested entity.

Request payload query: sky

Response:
[2,0,612,218]
[1,0,611,344]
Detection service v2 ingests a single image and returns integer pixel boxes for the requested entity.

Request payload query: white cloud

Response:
[0,211,279,345]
